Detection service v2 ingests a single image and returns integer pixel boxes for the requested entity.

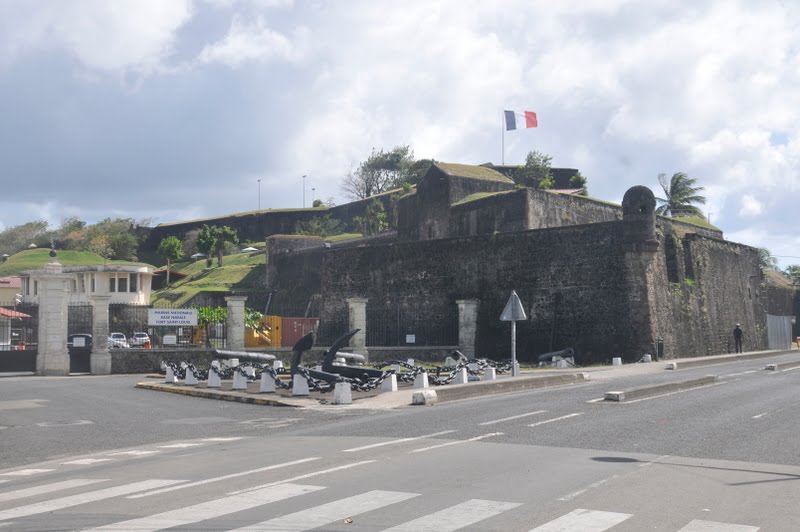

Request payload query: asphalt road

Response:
[2,351,800,530]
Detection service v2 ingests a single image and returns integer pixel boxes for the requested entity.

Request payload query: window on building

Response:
[130,273,138,292]
[70,279,77,292]
[90,275,95,293]
[33,280,38,295]
[118,276,128,293]
[78,275,86,293]
[109,276,116,293]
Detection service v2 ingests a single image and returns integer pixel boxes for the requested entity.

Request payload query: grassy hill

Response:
[0,249,152,277]
[151,251,266,306]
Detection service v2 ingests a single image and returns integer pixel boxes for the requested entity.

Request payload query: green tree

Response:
[312,199,323,208]
[655,172,706,217]
[157,236,184,286]
[569,172,588,196]
[211,226,238,267]
[352,200,388,236]
[342,145,417,200]
[295,214,344,238]
[758,248,778,271]
[0,220,50,256]
[195,306,227,347]
[513,150,553,189]
[197,225,216,267]
[785,265,800,284]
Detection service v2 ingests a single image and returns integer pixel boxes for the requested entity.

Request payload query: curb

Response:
[135,381,304,407]
[417,372,591,405]
[604,375,717,402]
[665,350,786,370]
[765,361,800,371]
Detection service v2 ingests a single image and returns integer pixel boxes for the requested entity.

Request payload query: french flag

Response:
[504,110,537,130]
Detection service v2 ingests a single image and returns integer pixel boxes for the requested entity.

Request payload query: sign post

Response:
[500,290,527,377]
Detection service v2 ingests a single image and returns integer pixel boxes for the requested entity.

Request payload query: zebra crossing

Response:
[0,473,762,531]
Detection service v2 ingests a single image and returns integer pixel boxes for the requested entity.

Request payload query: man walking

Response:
[733,323,743,353]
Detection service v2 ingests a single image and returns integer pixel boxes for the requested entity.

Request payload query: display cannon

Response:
[538,347,575,367]
[213,349,276,364]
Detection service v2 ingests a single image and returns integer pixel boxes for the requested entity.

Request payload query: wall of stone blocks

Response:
[110,348,216,374]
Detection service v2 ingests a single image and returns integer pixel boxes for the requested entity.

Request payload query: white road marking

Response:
[0,399,47,411]
[528,508,632,531]
[342,430,456,452]
[62,459,112,465]
[0,469,53,477]
[228,460,376,496]
[231,490,418,531]
[752,412,768,419]
[586,398,605,403]
[676,519,759,531]
[128,457,320,499]
[528,413,583,427]
[639,455,671,467]
[383,499,521,531]
[410,432,503,453]
[0,479,183,521]
[157,443,204,449]
[85,483,323,531]
[479,410,547,426]
[200,437,244,442]
[723,370,758,377]
[0,479,107,503]
[107,450,159,457]
[558,475,620,501]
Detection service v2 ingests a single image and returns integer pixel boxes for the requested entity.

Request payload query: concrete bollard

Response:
[641,354,652,363]
[244,366,256,378]
[445,356,459,367]
[555,359,568,369]
[612,357,622,366]
[407,358,415,366]
[273,360,284,370]
[485,367,497,380]
[412,390,437,405]
[391,364,402,374]
[381,373,398,392]
[333,382,352,404]
[165,366,178,384]
[453,368,468,385]
[207,368,222,388]
[232,370,248,390]
[292,374,310,396]
[413,371,429,389]
[184,367,198,386]
[259,372,276,393]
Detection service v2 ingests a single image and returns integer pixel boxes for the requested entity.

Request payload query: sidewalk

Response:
[136,348,798,409]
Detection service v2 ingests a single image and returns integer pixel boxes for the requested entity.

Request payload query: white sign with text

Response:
[148,309,198,326]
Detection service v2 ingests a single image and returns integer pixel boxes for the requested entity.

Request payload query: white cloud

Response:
[0,0,192,74]
[197,15,302,67]
[738,194,764,217]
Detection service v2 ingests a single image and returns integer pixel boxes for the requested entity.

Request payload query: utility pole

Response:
[257,179,262,210]
[302,175,307,208]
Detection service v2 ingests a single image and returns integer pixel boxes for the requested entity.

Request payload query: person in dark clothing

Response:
[733,323,743,353]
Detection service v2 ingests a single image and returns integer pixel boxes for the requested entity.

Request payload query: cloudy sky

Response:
[1,0,798,267]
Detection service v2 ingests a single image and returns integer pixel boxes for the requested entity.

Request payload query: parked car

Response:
[107,332,129,349]
[130,332,151,348]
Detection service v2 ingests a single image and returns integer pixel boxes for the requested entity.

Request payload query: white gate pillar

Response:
[89,295,112,374]
[225,295,248,350]
[346,297,368,355]
[457,299,479,358]
[36,256,71,376]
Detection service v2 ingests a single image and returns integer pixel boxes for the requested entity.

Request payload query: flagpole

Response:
[501,111,505,165]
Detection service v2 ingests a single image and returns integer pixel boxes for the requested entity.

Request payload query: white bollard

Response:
[485,367,497,380]
[207,368,222,388]
[413,371,429,389]
[273,360,284,370]
[259,372,276,393]
[165,366,178,384]
[444,356,459,367]
[333,382,352,405]
[184,367,198,386]
[407,358,415,366]
[244,366,256,378]
[612,357,622,366]
[641,354,652,363]
[555,359,568,369]
[391,364,402,373]
[292,374,310,396]
[381,373,398,392]
[453,367,468,385]
[232,370,248,390]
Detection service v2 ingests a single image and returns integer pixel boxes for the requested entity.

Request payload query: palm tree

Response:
[655,172,706,217]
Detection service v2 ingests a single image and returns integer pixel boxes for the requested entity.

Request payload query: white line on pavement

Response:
[383,499,521,531]
[479,410,547,426]
[0,479,184,521]
[752,412,768,419]
[639,455,671,467]
[86,483,324,531]
[528,508,632,531]
[107,450,160,457]
[410,433,503,453]
[342,430,456,452]
[0,469,53,477]
[0,479,108,503]
[676,519,759,531]
[528,413,583,427]
[227,460,376,496]
[200,437,244,442]
[157,443,205,449]
[62,459,112,466]
[128,457,320,499]
[557,475,619,501]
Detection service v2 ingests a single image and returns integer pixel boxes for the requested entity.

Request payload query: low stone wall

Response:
[111,348,216,374]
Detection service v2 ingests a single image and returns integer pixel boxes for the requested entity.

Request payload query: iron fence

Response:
[108,302,228,349]
[366,302,459,347]
[68,303,93,337]
[0,302,38,372]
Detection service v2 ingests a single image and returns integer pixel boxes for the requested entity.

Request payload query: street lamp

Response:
[302,175,307,207]
[257,179,262,210]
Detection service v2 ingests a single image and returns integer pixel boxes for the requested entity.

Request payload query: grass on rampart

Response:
[0,249,152,277]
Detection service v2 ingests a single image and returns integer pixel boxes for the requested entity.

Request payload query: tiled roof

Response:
[0,276,21,288]
[0,307,30,319]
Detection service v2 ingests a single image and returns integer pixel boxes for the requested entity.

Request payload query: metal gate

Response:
[0,303,38,373]
[767,314,792,350]
[68,303,93,373]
